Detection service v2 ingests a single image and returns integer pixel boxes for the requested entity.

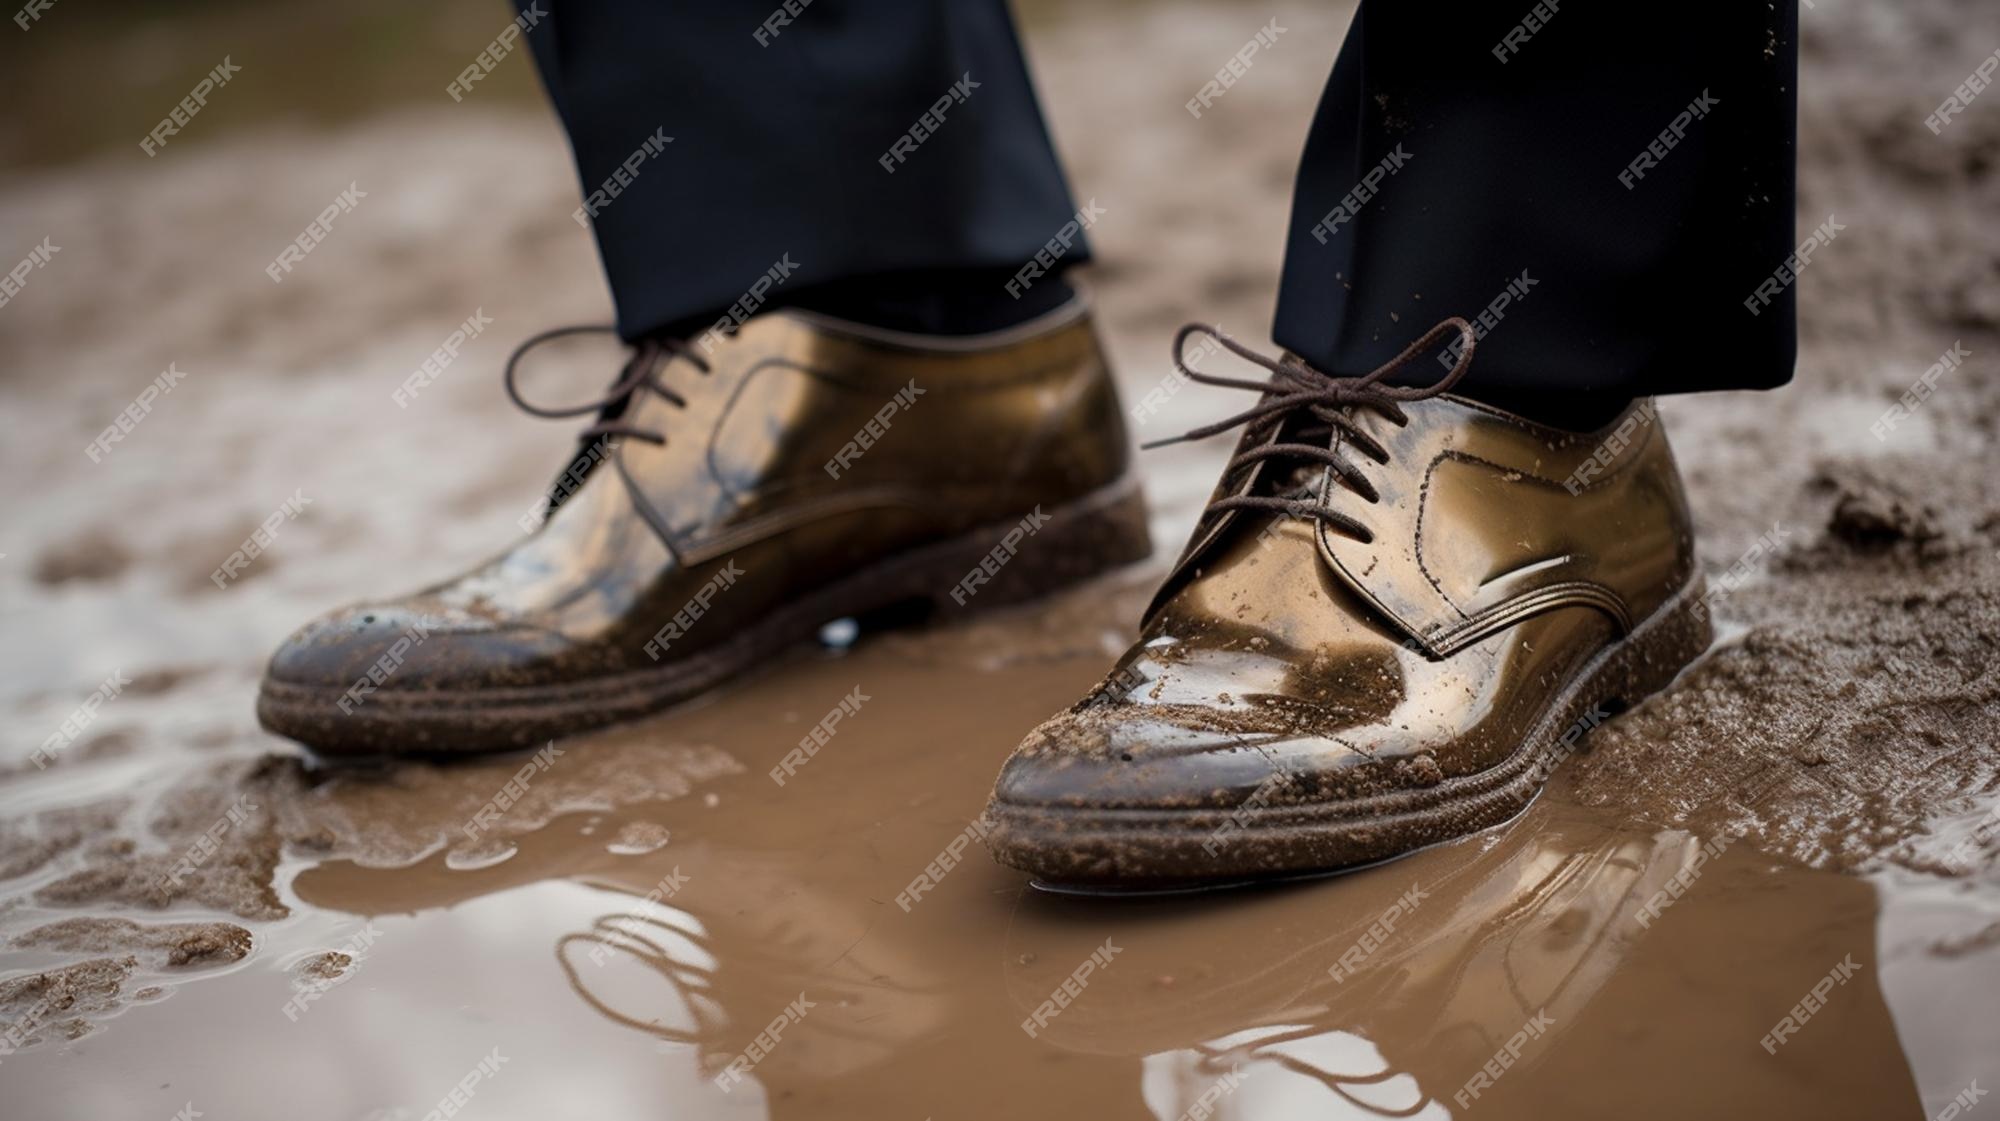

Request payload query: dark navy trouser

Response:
[516,0,1797,405]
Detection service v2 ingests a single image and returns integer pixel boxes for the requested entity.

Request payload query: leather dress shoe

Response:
[983,319,1710,886]
[259,299,1149,756]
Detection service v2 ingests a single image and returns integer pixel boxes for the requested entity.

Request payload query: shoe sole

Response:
[258,473,1153,757]
[983,568,1714,887]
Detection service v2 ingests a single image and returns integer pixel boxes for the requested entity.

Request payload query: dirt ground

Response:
[1,1,1997,1118]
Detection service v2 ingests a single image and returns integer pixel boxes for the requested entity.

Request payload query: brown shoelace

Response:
[502,324,712,446]
[1143,316,1477,544]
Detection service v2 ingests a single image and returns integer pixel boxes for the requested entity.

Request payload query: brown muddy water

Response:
[5,570,2000,1121]
[2,619,1994,1121]
[4,0,2000,1117]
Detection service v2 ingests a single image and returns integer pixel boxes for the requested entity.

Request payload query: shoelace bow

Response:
[502,324,715,446]
[1143,316,1478,545]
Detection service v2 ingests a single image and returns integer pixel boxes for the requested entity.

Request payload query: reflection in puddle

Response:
[559,908,717,1046]
[998,803,1924,1120]
[1142,1026,1443,1120]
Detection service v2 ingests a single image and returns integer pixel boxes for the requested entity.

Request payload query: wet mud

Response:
[3,0,1998,1117]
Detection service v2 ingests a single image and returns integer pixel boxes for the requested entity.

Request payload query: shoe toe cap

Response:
[989,695,1462,815]
[991,706,1313,812]
[261,599,560,693]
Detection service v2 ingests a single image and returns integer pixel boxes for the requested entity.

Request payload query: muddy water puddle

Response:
[2,628,1993,1121]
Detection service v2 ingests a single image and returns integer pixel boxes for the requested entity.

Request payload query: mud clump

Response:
[13,917,253,968]
[1396,753,1446,787]
[293,951,353,987]
[0,956,137,1049]
[30,527,133,587]
[1821,469,1945,552]
[0,799,127,882]
[125,666,211,697]
[31,769,289,921]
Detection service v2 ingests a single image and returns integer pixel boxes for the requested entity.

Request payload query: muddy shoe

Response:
[983,318,1710,886]
[259,299,1150,756]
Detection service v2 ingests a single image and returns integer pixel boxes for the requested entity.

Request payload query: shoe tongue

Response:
[1142,402,1399,626]
[1265,460,1328,509]
[1239,403,1377,519]
[541,342,681,518]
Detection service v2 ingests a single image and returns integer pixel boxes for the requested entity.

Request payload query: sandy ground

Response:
[1,1,1998,1118]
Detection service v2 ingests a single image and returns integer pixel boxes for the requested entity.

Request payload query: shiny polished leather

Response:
[986,392,1705,882]
[260,300,1144,755]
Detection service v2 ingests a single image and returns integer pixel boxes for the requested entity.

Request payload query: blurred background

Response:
[4,0,548,168]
